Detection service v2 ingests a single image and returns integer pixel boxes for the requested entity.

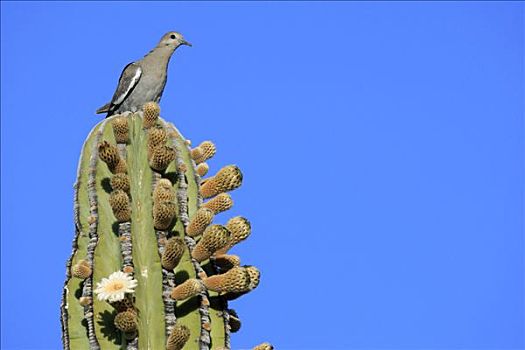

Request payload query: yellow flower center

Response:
[106,281,124,292]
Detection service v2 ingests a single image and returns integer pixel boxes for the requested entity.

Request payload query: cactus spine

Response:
[60,104,271,350]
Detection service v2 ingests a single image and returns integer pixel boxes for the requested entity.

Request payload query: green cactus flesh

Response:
[61,110,263,349]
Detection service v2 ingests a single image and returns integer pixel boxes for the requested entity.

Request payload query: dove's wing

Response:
[110,62,143,107]
[103,62,143,114]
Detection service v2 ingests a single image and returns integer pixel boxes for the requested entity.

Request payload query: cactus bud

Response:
[157,178,173,190]
[114,159,128,174]
[228,309,241,333]
[153,179,175,203]
[191,225,230,262]
[190,147,203,161]
[153,201,177,230]
[214,254,241,271]
[71,259,91,279]
[110,297,135,313]
[178,162,188,173]
[202,266,251,293]
[193,141,216,164]
[196,162,209,177]
[147,126,167,159]
[166,323,190,350]
[186,207,214,237]
[253,343,274,350]
[110,173,130,193]
[245,265,261,290]
[79,296,92,306]
[147,125,167,147]
[109,190,131,222]
[114,310,138,333]
[150,145,176,171]
[143,102,160,129]
[200,165,242,198]
[112,116,129,144]
[161,237,185,270]
[170,279,204,300]
[217,216,251,254]
[201,193,233,214]
[98,141,120,170]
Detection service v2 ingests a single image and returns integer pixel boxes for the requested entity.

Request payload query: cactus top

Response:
[95,32,192,117]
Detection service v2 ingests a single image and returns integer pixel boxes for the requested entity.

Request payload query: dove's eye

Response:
[170,34,176,39]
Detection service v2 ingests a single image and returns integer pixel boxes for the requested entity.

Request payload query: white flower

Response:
[94,271,138,302]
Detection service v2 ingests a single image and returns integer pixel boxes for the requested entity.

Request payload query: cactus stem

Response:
[64,111,268,350]
[83,120,110,350]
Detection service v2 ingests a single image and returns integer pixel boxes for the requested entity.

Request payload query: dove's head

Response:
[158,31,192,49]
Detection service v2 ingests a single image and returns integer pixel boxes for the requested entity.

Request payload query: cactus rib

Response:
[83,120,111,350]
[150,146,177,338]
[169,126,212,349]
[60,131,92,350]
[178,127,231,349]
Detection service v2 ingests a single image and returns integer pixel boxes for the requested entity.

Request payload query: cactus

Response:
[60,103,272,349]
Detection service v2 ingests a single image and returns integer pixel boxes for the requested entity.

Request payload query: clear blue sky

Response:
[1,2,523,349]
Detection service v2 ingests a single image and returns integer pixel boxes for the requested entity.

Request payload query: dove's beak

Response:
[181,40,192,47]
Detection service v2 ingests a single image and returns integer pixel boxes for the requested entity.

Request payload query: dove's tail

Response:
[95,102,111,114]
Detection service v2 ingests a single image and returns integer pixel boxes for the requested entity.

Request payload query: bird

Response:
[96,31,191,117]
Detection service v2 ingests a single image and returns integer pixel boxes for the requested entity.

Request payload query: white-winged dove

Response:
[96,31,191,117]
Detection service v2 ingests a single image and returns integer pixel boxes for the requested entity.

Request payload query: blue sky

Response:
[1,2,523,349]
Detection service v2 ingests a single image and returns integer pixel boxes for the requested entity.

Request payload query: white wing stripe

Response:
[113,67,142,105]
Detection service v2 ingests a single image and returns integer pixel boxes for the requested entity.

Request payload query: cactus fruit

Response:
[109,190,132,222]
[61,103,270,349]
[98,140,120,170]
[202,193,234,214]
[216,216,251,255]
[191,141,216,164]
[111,297,135,313]
[253,343,274,350]
[110,173,130,193]
[143,101,160,128]
[187,207,214,237]
[200,165,243,199]
[245,266,261,290]
[71,260,92,279]
[114,158,128,174]
[166,324,190,350]
[191,225,231,262]
[202,267,252,293]
[150,145,176,171]
[154,178,176,203]
[162,237,185,270]
[114,310,138,333]
[153,200,177,230]
[170,278,204,300]
[214,254,241,271]
[196,163,209,177]
[148,125,168,147]
[112,117,129,144]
